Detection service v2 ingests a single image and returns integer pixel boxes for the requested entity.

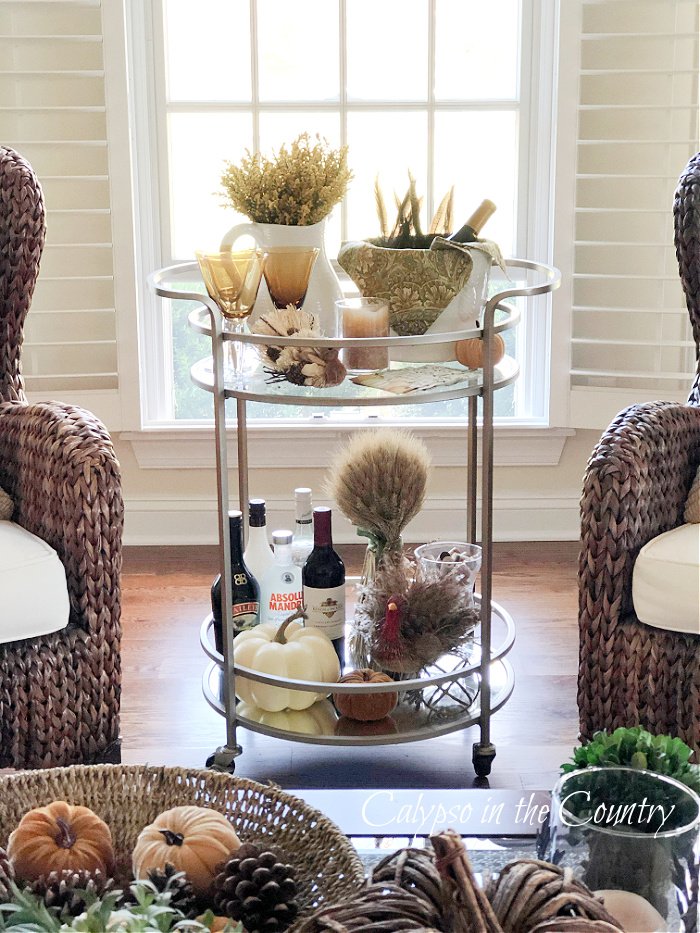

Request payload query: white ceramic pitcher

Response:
[221,218,343,335]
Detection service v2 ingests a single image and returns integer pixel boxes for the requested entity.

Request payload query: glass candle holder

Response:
[263,247,319,309]
[546,767,700,931]
[414,541,482,609]
[336,297,390,373]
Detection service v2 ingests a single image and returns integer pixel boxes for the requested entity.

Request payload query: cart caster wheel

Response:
[206,745,241,773]
[473,742,496,778]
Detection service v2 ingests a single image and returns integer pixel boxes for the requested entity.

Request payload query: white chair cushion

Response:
[0,520,70,642]
[632,523,700,636]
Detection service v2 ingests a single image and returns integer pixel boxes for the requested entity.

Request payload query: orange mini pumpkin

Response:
[333,669,398,721]
[7,800,115,882]
[132,805,241,896]
[454,334,505,370]
[197,915,231,932]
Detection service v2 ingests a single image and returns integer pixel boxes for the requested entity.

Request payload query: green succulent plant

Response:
[0,876,243,932]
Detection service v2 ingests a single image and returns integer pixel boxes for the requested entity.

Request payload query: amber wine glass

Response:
[263,247,319,309]
[196,248,267,384]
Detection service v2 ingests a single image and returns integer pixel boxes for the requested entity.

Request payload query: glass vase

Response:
[546,767,700,931]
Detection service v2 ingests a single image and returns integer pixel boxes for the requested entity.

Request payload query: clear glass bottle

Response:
[260,530,303,625]
[291,487,314,568]
[211,510,260,655]
[243,498,275,587]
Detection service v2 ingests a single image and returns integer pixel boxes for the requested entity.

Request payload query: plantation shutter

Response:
[0,0,121,426]
[569,0,700,430]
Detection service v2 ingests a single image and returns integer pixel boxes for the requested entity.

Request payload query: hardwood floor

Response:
[120,542,581,792]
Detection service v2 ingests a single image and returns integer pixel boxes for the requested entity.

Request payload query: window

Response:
[131,0,556,425]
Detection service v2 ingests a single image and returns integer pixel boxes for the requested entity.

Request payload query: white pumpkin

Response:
[233,616,340,711]
[237,699,338,734]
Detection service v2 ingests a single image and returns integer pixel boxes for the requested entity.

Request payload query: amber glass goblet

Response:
[263,247,319,309]
[196,248,267,384]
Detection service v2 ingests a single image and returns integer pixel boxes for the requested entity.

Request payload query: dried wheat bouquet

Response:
[325,428,431,557]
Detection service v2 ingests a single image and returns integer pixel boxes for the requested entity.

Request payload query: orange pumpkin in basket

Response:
[132,805,241,896]
[7,800,115,882]
[197,915,231,932]
[333,669,398,721]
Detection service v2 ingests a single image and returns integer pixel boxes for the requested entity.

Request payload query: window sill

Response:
[119,422,573,469]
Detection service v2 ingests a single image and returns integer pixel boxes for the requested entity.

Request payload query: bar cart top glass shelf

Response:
[148,256,560,775]
[150,258,559,407]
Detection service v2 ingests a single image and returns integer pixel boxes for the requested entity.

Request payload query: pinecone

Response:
[213,842,298,932]
[28,869,113,919]
[146,863,199,918]
[0,848,15,902]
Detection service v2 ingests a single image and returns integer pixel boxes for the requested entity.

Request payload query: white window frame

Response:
[120,0,572,463]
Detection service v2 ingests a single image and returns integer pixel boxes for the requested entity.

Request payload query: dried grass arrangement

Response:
[325,429,431,567]
[221,133,352,226]
[352,553,478,674]
[372,171,455,249]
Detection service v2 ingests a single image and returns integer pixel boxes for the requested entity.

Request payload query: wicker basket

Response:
[0,765,364,923]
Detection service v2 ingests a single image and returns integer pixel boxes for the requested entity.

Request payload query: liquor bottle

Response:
[302,507,346,662]
[291,487,314,569]
[243,498,275,586]
[260,530,303,625]
[448,199,497,243]
[211,509,260,655]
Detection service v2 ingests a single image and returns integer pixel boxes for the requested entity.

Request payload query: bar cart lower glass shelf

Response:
[148,257,560,778]
[199,595,515,745]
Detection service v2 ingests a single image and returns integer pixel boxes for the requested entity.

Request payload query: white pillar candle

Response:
[596,889,668,932]
[337,298,390,372]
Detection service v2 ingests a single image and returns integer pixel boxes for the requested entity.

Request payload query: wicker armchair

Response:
[0,146,123,768]
[578,151,700,752]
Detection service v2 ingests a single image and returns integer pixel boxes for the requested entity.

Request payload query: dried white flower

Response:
[252,305,346,387]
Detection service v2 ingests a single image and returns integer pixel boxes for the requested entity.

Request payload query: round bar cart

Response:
[148,259,560,777]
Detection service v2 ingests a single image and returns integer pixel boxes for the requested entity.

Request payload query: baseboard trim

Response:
[123,494,580,545]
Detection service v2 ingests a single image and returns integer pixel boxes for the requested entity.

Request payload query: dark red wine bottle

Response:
[211,509,260,655]
[448,199,496,243]
[302,507,346,663]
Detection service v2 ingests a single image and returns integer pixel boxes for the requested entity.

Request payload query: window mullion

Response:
[339,0,348,243]
[427,0,436,224]
[250,0,260,151]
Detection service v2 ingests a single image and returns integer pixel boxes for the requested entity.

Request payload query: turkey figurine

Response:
[358,557,479,674]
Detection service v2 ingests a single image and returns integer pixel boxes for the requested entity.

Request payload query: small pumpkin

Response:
[454,334,505,370]
[332,669,398,721]
[132,806,241,896]
[335,715,399,737]
[233,613,340,712]
[7,801,114,882]
[197,915,233,932]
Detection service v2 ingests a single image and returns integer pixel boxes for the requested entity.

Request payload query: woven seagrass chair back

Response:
[673,150,700,405]
[0,146,46,404]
